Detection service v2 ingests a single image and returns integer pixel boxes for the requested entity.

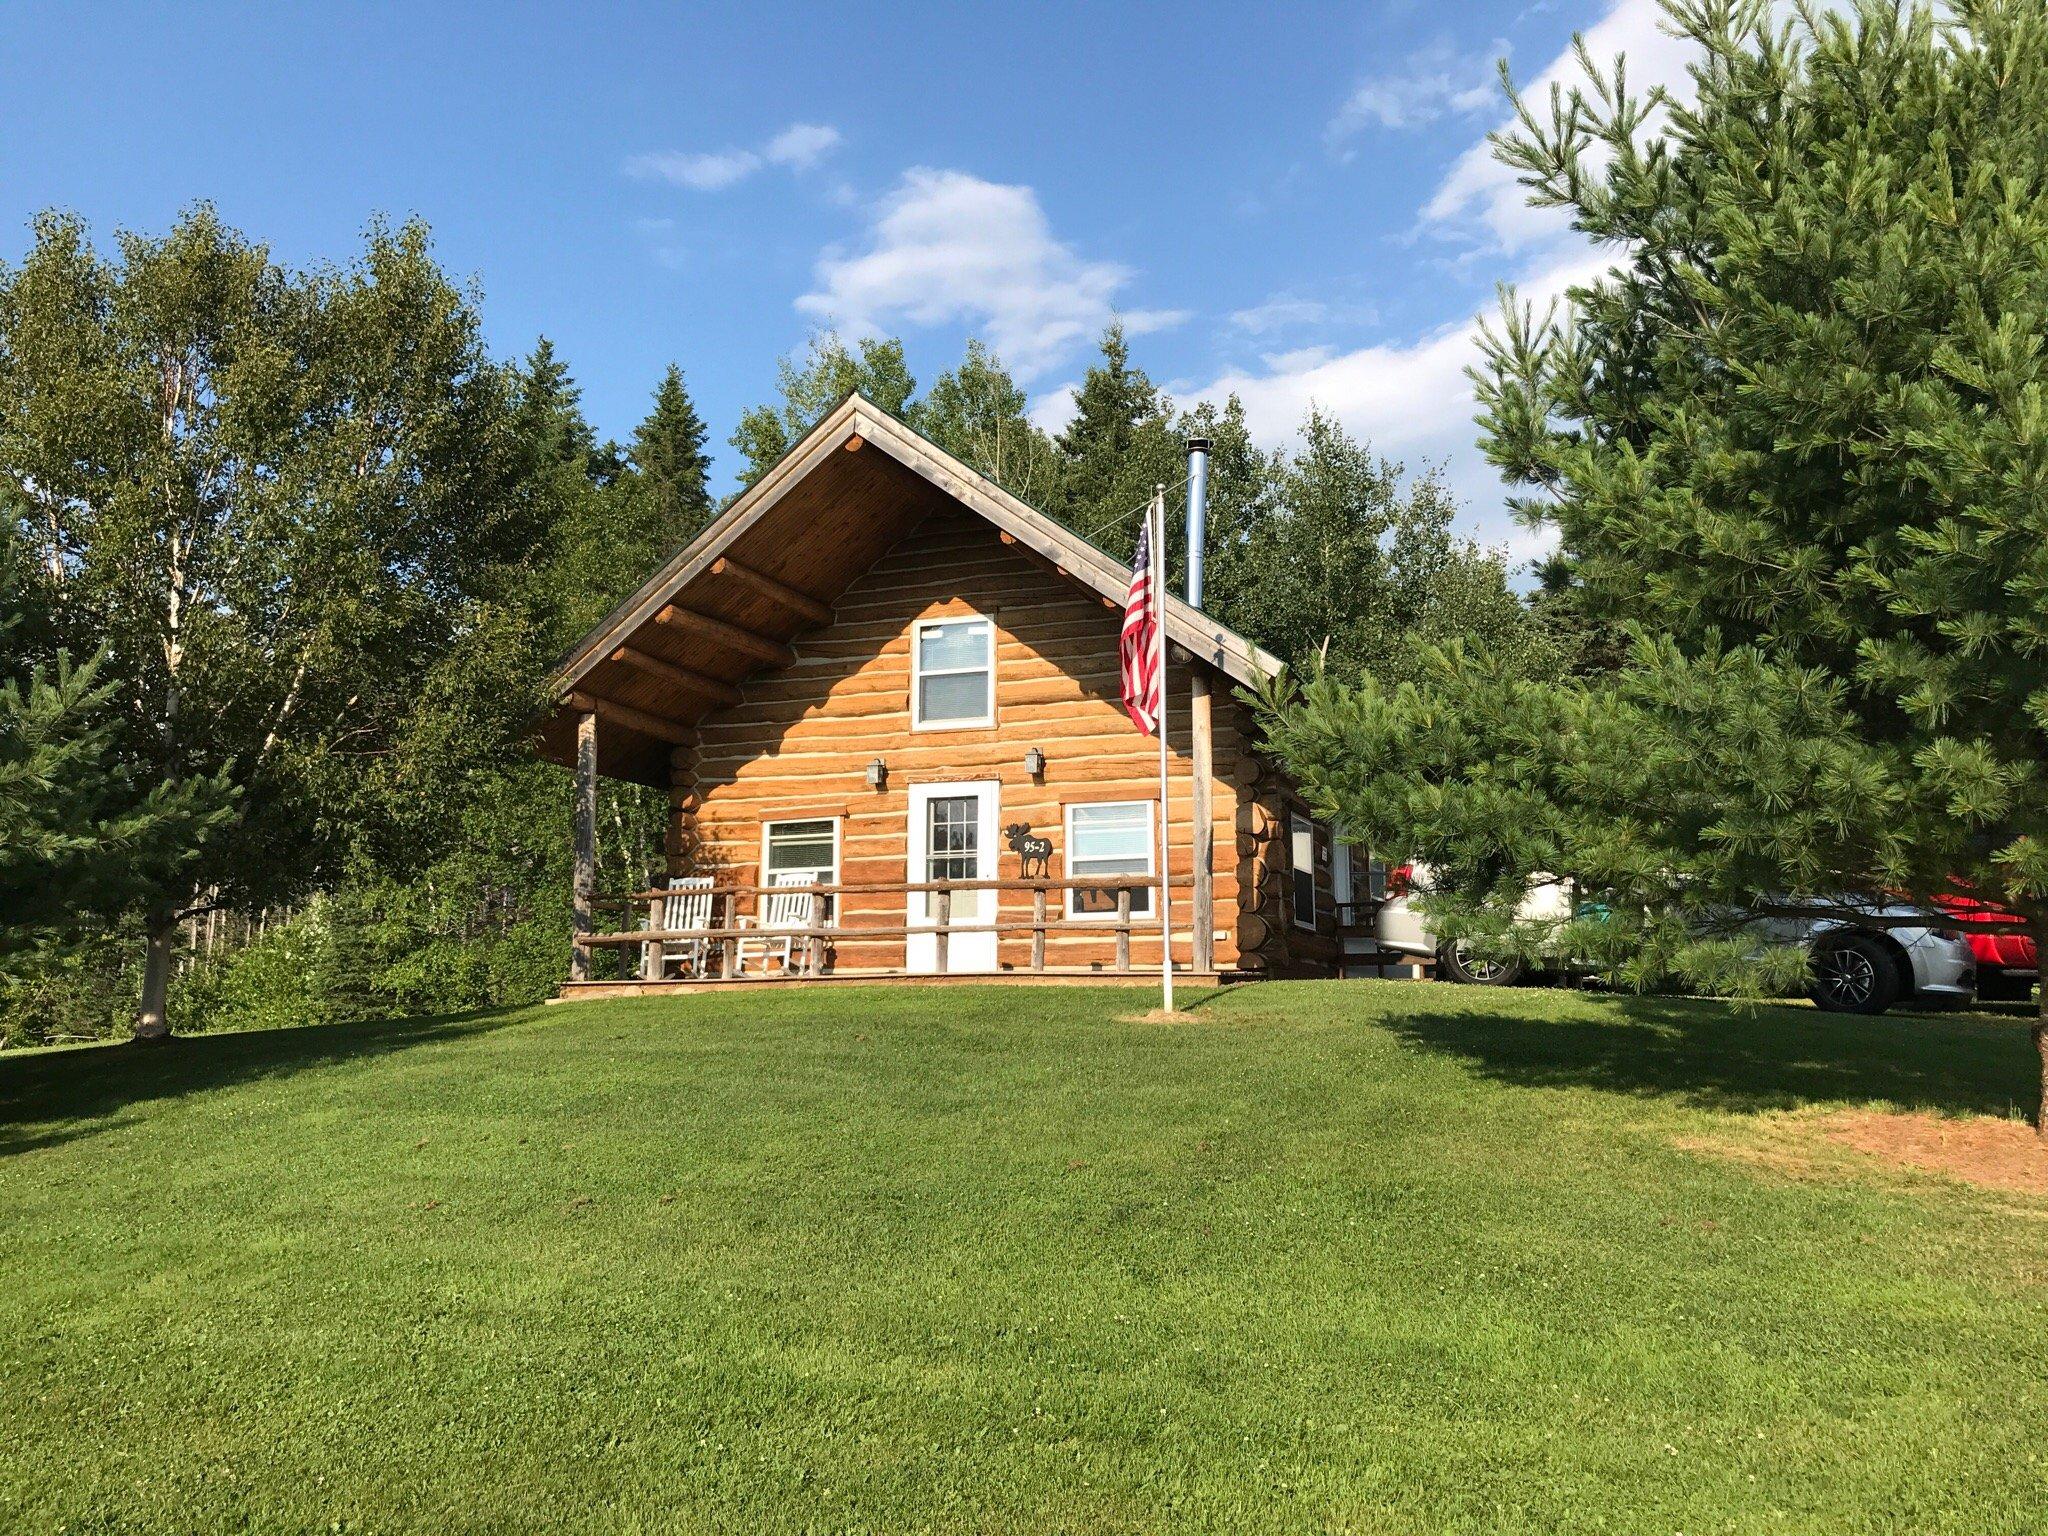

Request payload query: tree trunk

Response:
[133,912,176,1043]
[2034,919,2048,1139]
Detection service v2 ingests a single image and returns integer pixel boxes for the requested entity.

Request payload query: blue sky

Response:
[0,0,1696,560]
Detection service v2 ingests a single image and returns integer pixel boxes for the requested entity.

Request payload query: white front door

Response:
[906,780,1000,973]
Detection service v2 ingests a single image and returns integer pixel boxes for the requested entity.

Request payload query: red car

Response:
[1934,893,2038,1002]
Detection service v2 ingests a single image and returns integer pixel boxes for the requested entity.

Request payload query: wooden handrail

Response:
[605,872,1186,982]
[583,919,1170,944]
[594,874,1187,906]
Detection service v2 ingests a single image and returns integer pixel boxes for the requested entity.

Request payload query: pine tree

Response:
[1257,0,2048,1125]
[630,364,712,537]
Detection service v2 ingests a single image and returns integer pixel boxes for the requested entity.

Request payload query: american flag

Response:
[1120,510,1161,736]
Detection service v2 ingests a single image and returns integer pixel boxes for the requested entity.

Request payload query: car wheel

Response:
[1808,933,1902,1015]
[1438,942,1526,987]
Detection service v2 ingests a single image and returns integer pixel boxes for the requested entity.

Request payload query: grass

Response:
[4,981,2048,1534]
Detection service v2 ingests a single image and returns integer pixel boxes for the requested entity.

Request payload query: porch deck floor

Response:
[554,967,1235,1000]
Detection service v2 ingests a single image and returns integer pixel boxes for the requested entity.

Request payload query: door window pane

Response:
[1068,801,1154,918]
[925,795,983,919]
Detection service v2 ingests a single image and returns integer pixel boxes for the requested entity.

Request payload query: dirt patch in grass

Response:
[1821,1110,2048,1194]
[1679,1109,2048,1196]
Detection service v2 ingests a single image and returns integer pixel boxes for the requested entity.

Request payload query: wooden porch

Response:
[569,873,1230,991]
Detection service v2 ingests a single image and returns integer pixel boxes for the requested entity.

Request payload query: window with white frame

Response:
[1065,801,1155,919]
[1290,813,1318,930]
[761,817,839,920]
[911,615,994,729]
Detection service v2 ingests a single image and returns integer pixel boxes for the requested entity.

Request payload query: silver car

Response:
[1764,903,1976,1015]
[1375,863,1976,1015]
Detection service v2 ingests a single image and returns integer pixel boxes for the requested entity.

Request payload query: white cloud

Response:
[797,168,1180,381]
[625,121,843,192]
[625,148,761,191]
[1422,0,1699,252]
[1232,296,1329,334]
[1187,243,1612,562]
[1172,1,1715,564]
[765,123,842,170]
[1327,43,1501,144]
[1027,382,1078,436]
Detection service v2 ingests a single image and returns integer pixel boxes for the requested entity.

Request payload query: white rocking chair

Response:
[642,875,714,979]
[734,871,819,976]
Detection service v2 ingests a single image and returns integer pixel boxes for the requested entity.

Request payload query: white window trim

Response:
[1290,812,1318,931]
[910,613,996,731]
[1064,800,1156,921]
[760,816,842,924]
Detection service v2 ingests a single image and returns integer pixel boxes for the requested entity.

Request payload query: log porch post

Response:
[570,708,597,983]
[1191,672,1215,975]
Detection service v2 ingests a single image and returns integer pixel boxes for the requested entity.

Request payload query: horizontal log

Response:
[564,690,692,745]
[709,557,834,627]
[610,645,744,705]
[655,605,796,667]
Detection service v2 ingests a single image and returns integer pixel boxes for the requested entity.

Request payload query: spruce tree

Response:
[1048,323,1180,558]
[629,364,712,536]
[516,337,598,472]
[1257,0,2048,1125]
[1219,409,1535,680]
[1,653,231,965]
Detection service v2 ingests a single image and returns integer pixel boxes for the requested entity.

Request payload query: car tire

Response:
[1808,933,1903,1015]
[1437,942,1526,987]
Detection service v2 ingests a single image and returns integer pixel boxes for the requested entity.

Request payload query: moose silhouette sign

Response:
[1003,822,1053,878]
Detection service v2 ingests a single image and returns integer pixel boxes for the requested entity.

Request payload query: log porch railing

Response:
[577,875,1191,981]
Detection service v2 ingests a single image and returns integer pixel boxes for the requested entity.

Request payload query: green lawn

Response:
[5,983,2047,1534]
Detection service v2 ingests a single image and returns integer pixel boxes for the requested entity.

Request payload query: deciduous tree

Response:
[0,207,535,1037]
[730,333,916,485]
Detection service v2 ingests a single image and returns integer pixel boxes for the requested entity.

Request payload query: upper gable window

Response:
[912,616,994,729]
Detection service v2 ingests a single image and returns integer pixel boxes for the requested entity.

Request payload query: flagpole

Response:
[1153,487,1174,1014]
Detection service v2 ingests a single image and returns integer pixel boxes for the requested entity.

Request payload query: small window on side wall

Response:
[762,818,839,920]
[1066,801,1155,919]
[1290,813,1317,930]
[911,615,994,729]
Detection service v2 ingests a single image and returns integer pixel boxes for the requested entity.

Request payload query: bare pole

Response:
[571,709,598,983]
[1153,487,1174,1014]
[1185,436,1214,977]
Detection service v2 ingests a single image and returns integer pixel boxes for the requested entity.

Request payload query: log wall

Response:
[668,504,1313,974]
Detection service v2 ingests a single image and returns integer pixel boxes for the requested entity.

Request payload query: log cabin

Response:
[534,392,1368,994]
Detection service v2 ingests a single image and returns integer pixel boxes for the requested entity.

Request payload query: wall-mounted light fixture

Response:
[865,757,887,790]
[1023,747,1046,778]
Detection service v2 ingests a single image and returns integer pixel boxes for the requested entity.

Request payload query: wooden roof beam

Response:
[610,645,744,705]
[654,605,796,668]
[564,690,693,745]
[708,557,833,627]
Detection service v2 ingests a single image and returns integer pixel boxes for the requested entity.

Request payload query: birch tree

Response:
[0,207,533,1038]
